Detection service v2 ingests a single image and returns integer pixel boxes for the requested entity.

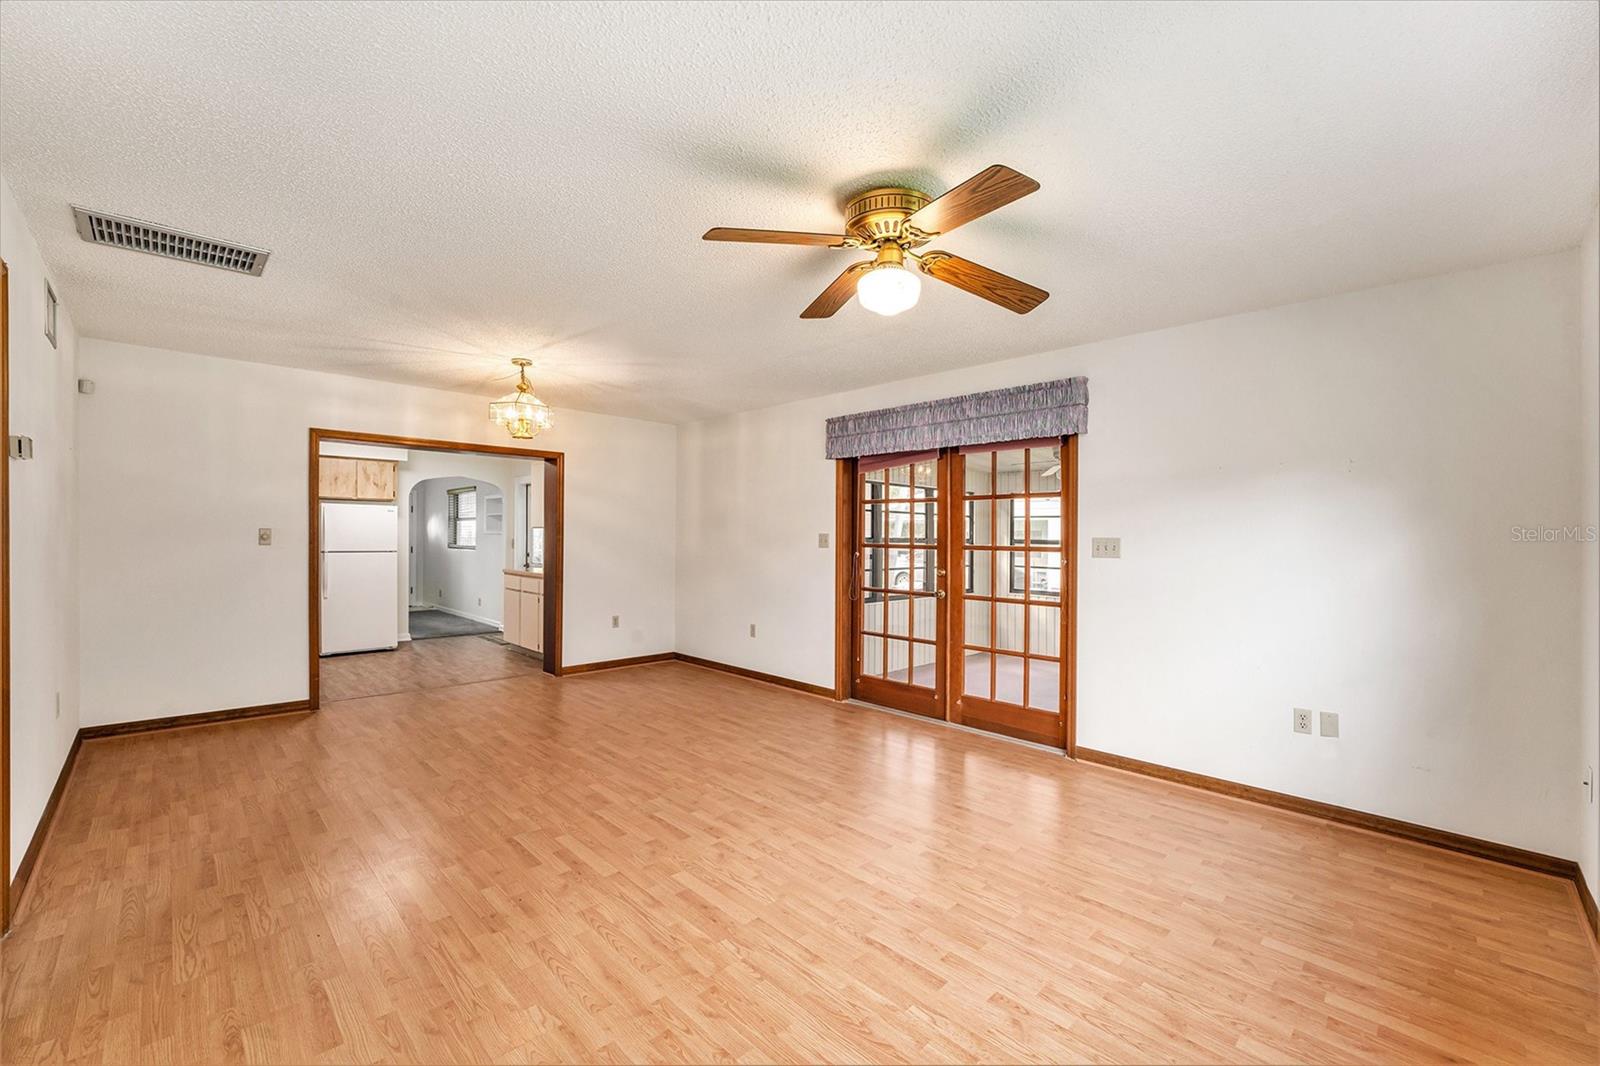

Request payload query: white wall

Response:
[2,176,79,880]
[78,340,676,726]
[1579,203,1599,894]
[677,251,1586,860]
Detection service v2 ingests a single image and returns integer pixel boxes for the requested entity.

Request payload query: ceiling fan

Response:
[703,164,1048,319]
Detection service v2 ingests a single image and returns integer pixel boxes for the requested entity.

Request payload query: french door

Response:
[847,439,1075,749]
[851,453,948,718]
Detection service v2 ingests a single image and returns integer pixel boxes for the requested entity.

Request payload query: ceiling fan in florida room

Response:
[703,164,1048,319]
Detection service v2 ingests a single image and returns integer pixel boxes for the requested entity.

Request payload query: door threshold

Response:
[844,698,1066,757]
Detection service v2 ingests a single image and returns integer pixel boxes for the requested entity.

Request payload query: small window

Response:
[44,282,57,349]
[447,486,477,548]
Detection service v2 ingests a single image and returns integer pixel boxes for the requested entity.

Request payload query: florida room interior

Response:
[1,2,1597,1064]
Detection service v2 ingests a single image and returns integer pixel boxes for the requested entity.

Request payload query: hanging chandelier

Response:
[488,358,554,439]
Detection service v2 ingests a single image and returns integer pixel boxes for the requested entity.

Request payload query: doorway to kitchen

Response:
[308,430,564,708]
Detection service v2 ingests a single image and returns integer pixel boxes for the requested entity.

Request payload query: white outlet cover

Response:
[1293,708,1313,734]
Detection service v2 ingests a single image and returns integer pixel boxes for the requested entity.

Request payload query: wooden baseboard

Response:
[562,652,676,675]
[1075,746,1582,881]
[1576,865,1599,942]
[79,699,313,740]
[7,731,81,922]
[672,653,836,699]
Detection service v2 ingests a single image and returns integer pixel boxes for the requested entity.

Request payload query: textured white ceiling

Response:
[1,1,1595,422]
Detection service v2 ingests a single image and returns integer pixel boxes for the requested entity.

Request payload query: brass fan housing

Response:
[844,187,932,247]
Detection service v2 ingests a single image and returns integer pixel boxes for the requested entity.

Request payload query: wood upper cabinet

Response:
[319,458,398,501]
[319,457,358,499]
[356,459,397,501]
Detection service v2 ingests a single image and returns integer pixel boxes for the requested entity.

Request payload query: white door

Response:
[322,550,400,654]
[322,502,398,552]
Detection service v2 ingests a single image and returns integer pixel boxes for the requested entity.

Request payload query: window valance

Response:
[824,377,1088,460]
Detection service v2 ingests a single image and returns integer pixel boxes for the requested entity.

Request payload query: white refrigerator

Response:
[320,502,399,655]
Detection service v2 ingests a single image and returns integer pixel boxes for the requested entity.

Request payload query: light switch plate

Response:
[258,528,272,546]
[7,435,33,460]
[1319,711,1340,738]
[1092,537,1121,558]
[817,532,829,548]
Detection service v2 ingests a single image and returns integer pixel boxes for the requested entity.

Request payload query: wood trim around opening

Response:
[1061,433,1078,755]
[309,428,567,706]
[1,258,10,934]
[833,459,853,700]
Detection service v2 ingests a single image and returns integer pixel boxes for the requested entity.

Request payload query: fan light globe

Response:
[857,263,921,316]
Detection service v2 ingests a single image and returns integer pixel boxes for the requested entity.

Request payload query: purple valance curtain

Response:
[824,377,1088,460]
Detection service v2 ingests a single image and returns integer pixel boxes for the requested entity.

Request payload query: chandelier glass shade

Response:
[488,358,554,439]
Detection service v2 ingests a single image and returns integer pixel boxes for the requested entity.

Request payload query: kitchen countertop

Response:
[504,568,545,578]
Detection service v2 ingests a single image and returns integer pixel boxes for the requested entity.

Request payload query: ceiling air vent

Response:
[71,206,270,276]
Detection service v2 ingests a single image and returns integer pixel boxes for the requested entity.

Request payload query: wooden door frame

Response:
[832,435,1078,753]
[308,429,566,707]
[1,259,10,933]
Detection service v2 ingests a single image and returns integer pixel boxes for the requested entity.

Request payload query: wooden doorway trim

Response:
[1,259,10,934]
[307,429,566,708]
[832,459,854,700]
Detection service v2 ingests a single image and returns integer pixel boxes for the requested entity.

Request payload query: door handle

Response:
[935,589,947,599]
[850,550,860,602]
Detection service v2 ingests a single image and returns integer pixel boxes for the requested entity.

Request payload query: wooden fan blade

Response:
[917,252,1048,314]
[703,227,848,247]
[801,261,873,319]
[905,165,1039,236]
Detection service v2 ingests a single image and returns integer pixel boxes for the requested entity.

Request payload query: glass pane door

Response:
[853,455,946,718]
[951,441,1068,746]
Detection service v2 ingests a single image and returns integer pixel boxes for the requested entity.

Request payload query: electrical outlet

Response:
[477,597,482,607]
[1293,708,1313,734]
[611,615,620,629]
[257,527,272,546]
[817,532,829,548]
[1091,537,1121,559]
[1319,711,1340,738]
[749,623,757,638]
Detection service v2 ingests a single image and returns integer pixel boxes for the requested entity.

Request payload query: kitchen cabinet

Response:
[520,589,544,653]
[502,582,521,647]
[319,458,398,501]
[502,570,544,655]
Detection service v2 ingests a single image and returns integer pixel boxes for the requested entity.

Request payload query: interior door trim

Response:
[307,428,566,708]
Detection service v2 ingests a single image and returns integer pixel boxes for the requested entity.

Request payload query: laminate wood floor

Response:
[3,659,1595,1064]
